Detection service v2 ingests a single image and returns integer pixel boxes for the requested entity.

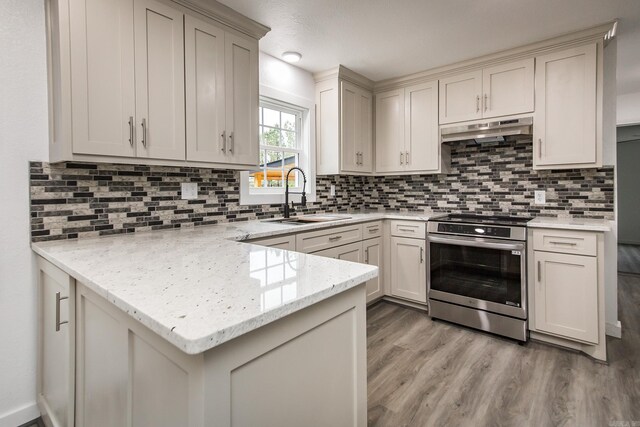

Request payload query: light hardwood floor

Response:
[619,244,640,275]
[367,274,640,427]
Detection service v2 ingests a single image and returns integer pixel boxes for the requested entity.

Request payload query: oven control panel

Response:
[436,223,511,238]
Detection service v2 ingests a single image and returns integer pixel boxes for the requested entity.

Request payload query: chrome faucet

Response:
[283,167,307,218]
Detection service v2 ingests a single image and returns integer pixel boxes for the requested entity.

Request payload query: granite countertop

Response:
[32,210,443,355]
[527,216,612,232]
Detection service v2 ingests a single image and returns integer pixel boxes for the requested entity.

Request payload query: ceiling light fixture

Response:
[282,51,302,63]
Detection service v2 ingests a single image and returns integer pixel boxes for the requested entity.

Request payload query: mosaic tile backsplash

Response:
[30,139,614,242]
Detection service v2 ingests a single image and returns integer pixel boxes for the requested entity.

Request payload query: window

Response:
[240,90,314,206]
[250,99,303,192]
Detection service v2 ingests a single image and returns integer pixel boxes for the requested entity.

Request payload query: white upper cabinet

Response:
[341,81,373,173]
[225,33,259,166]
[68,0,135,157]
[482,58,534,118]
[134,0,185,160]
[404,81,441,172]
[376,81,448,174]
[439,70,483,124]
[375,89,405,173]
[184,17,259,166]
[48,0,267,167]
[439,59,534,124]
[314,68,373,175]
[185,15,226,163]
[533,44,599,169]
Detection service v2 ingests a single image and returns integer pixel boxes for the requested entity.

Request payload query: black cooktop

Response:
[435,214,532,227]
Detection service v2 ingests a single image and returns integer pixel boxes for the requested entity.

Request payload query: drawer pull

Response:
[368,228,379,233]
[550,241,577,246]
[398,227,416,232]
[55,291,69,332]
[328,236,342,242]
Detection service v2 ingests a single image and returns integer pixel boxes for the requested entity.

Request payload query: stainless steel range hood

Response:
[441,117,533,143]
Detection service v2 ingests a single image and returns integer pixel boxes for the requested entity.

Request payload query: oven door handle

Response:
[427,235,525,252]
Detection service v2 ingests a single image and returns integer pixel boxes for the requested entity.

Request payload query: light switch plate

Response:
[330,184,336,197]
[181,182,198,200]
[534,190,546,205]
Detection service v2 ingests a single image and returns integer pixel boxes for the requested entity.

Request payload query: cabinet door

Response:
[359,90,374,173]
[225,33,259,165]
[482,58,534,118]
[390,237,426,303]
[134,0,185,160]
[438,70,483,124]
[341,81,360,172]
[185,15,226,163]
[404,81,439,172]
[38,259,75,427]
[534,44,597,168]
[363,237,383,303]
[69,0,135,157]
[375,89,405,173]
[534,251,598,344]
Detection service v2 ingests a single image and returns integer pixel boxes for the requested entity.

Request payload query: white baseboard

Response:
[0,402,40,427]
[606,320,622,338]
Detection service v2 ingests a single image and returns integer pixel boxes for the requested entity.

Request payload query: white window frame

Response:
[240,85,316,205]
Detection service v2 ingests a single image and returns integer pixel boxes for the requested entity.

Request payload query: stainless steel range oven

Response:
[427,215,530,341]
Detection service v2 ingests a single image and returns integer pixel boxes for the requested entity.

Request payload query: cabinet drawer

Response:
[389,220,426,239]
[532,229,597,256]
[247,235,296,250]
[296,225,363,253]
[362,221,382,239]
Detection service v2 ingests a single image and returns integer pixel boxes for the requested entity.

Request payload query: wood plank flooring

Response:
[367,274,640,427]
[619,244,640,274]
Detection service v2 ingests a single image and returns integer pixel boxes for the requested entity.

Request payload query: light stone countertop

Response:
[527,216,612,232]
[32,210,443,355]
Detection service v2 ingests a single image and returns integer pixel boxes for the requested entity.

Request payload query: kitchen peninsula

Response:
[34,212,452,427]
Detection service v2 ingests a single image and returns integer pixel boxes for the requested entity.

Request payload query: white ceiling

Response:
[219,0,640,95]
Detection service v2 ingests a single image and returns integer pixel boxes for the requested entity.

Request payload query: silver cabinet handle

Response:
[476,95,480,113]
[405,151,410,165]
[368,228,379,233]
[128,116,134,146]
[365,248,369,263]
[55,291,69,332]
[141,118,147,147]
[420,247,424,263]
[537,261,542,282]
[228,132,234,153]
[398,227,415,232]
[550,241,578,246]
[538,138,543,158]
[221,131,227,153]
[328,235,342,242]
[400,152,404,165]
[484,94,488,112]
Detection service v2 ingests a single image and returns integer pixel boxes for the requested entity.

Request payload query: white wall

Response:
[0,1,49,426]
[259,52,315,101]
[617,91,640,126]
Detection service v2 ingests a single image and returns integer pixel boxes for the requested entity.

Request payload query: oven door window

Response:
[429,241,522,307]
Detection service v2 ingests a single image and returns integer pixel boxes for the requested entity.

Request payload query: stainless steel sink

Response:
[262,214,351,225]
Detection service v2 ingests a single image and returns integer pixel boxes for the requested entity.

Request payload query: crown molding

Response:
[373,21,614,92]
[313,65,374,90]
[172,0,270,39]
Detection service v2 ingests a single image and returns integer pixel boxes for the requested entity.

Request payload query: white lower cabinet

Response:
[37,258,75,427]
[363,237,383,303]
[528,227,606,361]
[533,251,598,344]
[313,241,363,262]
[389,236,427,303]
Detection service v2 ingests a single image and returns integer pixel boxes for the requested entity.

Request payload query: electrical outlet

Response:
[534,190,546,205]
[181,182,198,200]
[330,184,336,197]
